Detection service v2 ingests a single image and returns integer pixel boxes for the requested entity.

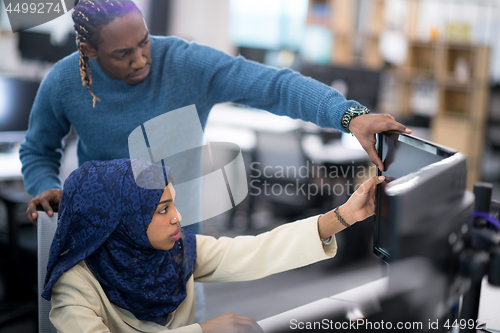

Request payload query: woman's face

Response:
[147,183,182,251]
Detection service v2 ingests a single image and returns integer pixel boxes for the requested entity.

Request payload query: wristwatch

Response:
[341,106,370,133]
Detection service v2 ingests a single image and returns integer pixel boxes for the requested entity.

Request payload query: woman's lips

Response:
[170,226,181,242]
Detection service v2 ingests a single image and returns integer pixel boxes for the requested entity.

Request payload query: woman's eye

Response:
[159,207,168,214]
[121,52,128,58]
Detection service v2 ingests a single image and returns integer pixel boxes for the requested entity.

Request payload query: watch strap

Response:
[341,106,370,133]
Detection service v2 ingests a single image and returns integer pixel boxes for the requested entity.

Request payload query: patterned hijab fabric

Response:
[42,159,197,325]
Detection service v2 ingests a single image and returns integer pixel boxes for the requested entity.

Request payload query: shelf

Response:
[431,115,485,188]
[438,85,489,122]
[330,0,356,34]
[438,43,490,82]
[331,33,355,66]
[362,0,385,35]
[440,87,470,117]
[431,115,484,156]
[403,42,439,76]
[361,35,383,69]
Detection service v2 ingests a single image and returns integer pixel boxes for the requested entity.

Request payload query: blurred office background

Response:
[1,0,500,332]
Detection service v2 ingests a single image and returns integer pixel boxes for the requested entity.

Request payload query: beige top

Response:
[50,215,337,333]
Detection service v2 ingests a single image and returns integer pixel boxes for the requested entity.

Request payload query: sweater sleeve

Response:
[169,39,362,132]
[193,215,337,283]
[19,67,72,196]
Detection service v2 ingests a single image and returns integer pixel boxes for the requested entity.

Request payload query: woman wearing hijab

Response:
[43,159,384,333]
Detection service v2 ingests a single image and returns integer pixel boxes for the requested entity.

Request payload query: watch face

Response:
[349,106,368,114]
[343,106,369,132]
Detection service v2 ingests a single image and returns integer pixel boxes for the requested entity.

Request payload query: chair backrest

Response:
[37,212,58,333]
[255,131,311,210]
[255,131,306,176]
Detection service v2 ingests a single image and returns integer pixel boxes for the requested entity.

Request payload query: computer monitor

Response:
[18,31,77,63]
[299,64,381,111]
[374,132,465,263]
[264,134,475,332]
[0,76,40,143]
[371,134,475,326]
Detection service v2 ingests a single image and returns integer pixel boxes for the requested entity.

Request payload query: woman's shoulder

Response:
[52,260,101,298]
[50,260,105,314]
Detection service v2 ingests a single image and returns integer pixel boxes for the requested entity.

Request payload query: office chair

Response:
[37,211,58,333]
[253,130,321,221]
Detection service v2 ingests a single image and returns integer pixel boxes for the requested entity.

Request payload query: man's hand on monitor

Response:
[26,189,62,226]
[349,113,411,171]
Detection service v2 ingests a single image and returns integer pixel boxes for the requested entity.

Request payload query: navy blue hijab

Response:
[42,159,197,325]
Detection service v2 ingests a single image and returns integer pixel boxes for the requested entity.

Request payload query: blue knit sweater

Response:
[20,35,361,196]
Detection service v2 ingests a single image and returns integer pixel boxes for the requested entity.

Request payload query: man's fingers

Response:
[372,155,384,172]
[381,118,411,134]
[27,208,38,224]
[25,189,62,225]
[361,139,384,171]
[40,197,54,216]
[26,200,39,225]
[365,114,411,135]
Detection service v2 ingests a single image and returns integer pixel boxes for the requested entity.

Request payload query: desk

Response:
[207,104,303,134]
[478,277,500,331]
[301,134,368,165]
[258,273,500,332]
[258,278,388,332]
[203,125,256,152]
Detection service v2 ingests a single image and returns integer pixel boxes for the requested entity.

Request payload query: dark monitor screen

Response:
[0,77,40,142]
[18,31,78,63]
[299,64,381,111]
[374,132,457,262]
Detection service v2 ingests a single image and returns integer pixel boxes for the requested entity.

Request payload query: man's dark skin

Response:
[26,10,411,225]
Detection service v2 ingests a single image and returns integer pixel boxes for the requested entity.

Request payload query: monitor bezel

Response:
[373,131,457,262]
[0,76,40,142]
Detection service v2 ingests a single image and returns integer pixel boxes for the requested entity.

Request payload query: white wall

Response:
[169,0,235,55]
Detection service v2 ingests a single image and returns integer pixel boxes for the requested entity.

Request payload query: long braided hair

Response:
[72,0,139,107]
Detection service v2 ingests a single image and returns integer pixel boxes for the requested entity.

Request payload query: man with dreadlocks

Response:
[21,0,410,222]
[20,0,409,326]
